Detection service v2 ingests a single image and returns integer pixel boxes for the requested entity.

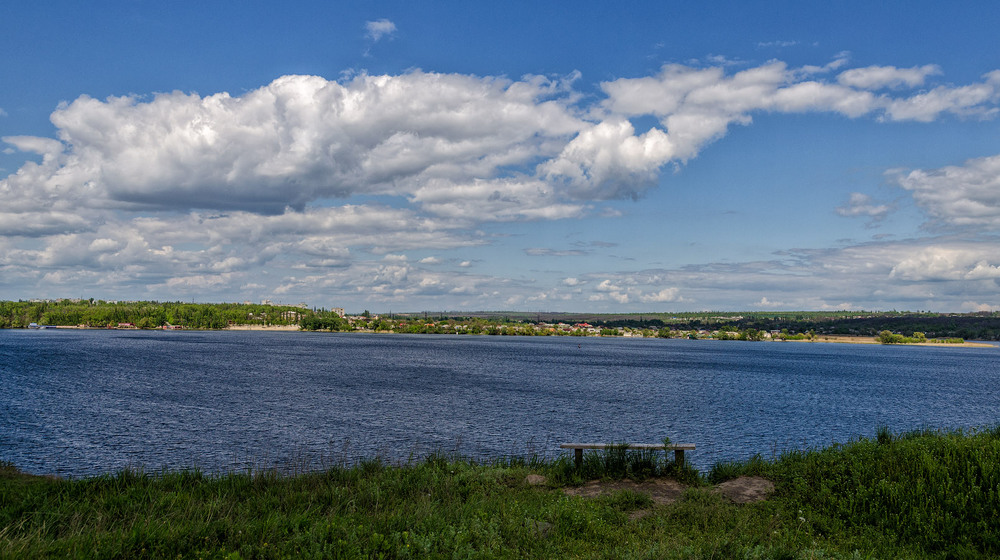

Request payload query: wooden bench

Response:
[560,442,696,467]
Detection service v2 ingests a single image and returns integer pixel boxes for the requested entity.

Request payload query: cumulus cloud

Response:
[539,120,673,199]
[4,59,998,229]
[895,154,1000,228]
[1,71,585,217]
[4,58,1000,305]
[365,19,397,42]
[889,246,1000,281]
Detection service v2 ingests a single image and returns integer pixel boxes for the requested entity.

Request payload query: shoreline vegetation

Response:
[3,428,1000,558]
[3,299,998,346]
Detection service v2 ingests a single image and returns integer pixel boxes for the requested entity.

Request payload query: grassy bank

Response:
[3,428,1000,558]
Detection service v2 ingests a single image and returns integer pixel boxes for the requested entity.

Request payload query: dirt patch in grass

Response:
[562,476,773,505]
[563,478,687,504]
[713,476,775,503]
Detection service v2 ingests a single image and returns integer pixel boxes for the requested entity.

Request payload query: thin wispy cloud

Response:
[835,193,892,224]
[525,248,588,257]
[757,40,799,48]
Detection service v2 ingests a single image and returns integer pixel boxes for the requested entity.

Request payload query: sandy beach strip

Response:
[795,335,995,348]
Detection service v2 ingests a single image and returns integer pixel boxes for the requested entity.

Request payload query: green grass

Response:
[4,428,1000,558]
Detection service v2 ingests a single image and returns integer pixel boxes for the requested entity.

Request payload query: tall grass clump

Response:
[707,453,768,484]
[546,443,700,486]
[769,427,1000,557]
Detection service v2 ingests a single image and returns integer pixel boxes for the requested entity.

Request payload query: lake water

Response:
[2,329,998,476]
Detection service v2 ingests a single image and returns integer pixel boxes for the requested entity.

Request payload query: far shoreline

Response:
[19,325,997,347]
[780,334,995,348]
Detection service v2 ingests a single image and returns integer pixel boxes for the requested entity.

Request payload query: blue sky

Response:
[2,1,1000,312]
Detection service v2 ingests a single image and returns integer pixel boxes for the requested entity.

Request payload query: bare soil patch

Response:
[561,476,773,505]
[713,476,775,503]
[562,478,687,505]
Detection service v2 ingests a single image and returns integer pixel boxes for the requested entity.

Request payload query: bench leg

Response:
[574,448,583,467]
[673,449,685,467]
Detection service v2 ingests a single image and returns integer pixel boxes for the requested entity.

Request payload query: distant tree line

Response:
[4,301,998,340]
[0,300,313,329]
[591,313,1000,341]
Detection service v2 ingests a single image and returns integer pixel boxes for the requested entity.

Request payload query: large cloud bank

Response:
[3,58,1000,308]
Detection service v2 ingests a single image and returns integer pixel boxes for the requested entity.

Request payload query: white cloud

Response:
[540,120,674,199]
[597,60,1000,179]
[588,278,679,305]
[963,301,999,312]
[365,19,397,42]
[0,205,481,300]
[883,71,1000,122]
[88,238,121,253]
[2,135,64,158]
[753,297,787,308]
[836,192,891,221]
[4,60,998,229]
[411,177,587,222]
[0,211,92,237]
[557,236,1000,312]
[4,59,1000,308]
[1,72,585,217]
[837,64,941,89]
[639,288,679,303]
[895,153,1000,228]
[595,279,621,292]
[888,247,1000,282]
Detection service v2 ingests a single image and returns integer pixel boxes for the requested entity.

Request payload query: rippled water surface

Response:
[2,329,998,475]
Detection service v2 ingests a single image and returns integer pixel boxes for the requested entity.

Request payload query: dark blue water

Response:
[2,329,998,476]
